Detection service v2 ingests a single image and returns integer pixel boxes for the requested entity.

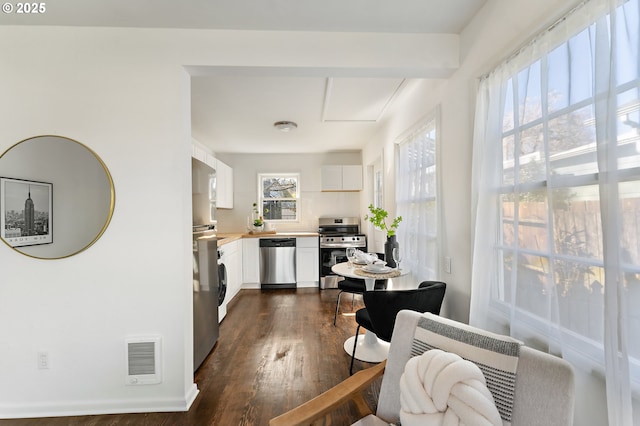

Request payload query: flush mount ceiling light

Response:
[273,121,298,132]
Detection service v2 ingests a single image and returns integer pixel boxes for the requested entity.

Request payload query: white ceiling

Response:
[190,75,412,154]
[0,0,488,154]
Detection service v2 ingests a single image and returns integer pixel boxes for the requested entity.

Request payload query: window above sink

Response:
[258,173,299,223]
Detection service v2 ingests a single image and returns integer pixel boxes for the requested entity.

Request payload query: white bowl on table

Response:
[367,261,387,272]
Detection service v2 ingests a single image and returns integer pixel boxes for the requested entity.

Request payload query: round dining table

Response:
[331,261,408,362]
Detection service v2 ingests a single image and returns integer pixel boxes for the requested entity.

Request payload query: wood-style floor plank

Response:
[0,288,379,425]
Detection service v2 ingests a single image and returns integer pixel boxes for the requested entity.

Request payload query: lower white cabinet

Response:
[296,237,319,287]
[224,240,242,301]
[242,238,260,285]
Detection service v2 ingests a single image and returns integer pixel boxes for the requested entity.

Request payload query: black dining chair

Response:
[333,252,388,326]
[333,278,388,325]
[349,280,446,374]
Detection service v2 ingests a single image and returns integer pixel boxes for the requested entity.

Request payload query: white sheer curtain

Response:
[470,0,640,424]
[396,110,440,284]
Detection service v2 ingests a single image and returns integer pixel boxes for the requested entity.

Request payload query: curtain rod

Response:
[480,0,591,81]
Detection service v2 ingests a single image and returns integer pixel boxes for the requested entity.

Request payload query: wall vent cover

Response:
[125,336,161,385]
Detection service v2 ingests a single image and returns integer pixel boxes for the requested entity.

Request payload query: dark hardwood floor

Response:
[1,288,380,426]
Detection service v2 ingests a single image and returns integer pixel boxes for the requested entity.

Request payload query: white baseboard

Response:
[242,282,261,289]
[0,384,200,419]
[241,282,319,289]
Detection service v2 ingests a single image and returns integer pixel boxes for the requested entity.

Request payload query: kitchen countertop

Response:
[215,232,319,246]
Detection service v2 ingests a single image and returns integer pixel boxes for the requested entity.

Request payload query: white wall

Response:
[0,27,197,418]
[0,25,453,418]
[215,152,362,233]
[361,0,609,424]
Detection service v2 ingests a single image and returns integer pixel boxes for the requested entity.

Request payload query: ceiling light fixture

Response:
[273,121,298,132]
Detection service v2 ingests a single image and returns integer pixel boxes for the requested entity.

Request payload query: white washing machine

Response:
[217,247,228,323]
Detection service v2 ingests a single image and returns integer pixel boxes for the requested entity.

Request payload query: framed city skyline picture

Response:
[0,177,53,247]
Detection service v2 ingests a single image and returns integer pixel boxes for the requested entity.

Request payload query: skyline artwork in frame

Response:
[0,177,53,247]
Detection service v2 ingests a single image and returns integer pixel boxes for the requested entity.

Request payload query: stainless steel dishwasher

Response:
[259,238,296,289]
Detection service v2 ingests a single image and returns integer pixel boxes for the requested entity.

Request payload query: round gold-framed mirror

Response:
[0,135,115,259]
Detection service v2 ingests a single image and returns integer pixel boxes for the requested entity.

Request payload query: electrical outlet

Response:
[444,257,452,274]
[37,351,49,369]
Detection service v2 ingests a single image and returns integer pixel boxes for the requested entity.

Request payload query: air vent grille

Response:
[125,336,161,385]
[128,342,156,375]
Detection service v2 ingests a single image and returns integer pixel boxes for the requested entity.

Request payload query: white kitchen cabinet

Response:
[223,240,242,301]
[321,165,362,191]
[341,165,363,191]
[191,145,206,163]
[216,158,234,209]
[320,165,343,191]
[192,145,217,169]
[296,237,319,287]
[192,145,233,209]
[242,238,260,285]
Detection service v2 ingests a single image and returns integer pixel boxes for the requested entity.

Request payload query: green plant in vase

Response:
[364,204,402,267]
[364,204,402,237]
[252,202,263,228]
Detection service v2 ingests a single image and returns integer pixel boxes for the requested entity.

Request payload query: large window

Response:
[396,111,439,281]
[258,173,299,222]
[471,1,640,423]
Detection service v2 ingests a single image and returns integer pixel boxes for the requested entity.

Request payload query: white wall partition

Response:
[0,29,197,418]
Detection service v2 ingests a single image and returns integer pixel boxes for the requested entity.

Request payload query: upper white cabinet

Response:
[192,145,214,166]
[342,165,363,191]
[321,165,362,191]
[192,145,234,209]
[321,165,342,191]
[216,159,233,209]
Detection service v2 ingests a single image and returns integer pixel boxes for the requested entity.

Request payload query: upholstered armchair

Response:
[270,310,575,426]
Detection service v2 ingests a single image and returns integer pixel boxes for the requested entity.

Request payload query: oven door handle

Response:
[320,243,366,248]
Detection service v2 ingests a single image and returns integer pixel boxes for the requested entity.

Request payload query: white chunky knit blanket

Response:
[399,349,502,426]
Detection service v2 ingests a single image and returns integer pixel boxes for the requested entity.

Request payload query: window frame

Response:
[257,172,300,223]
[489,24,640,390]
[395,109,441,281]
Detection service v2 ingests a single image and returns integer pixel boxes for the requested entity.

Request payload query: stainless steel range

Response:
[318,217,366,289]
